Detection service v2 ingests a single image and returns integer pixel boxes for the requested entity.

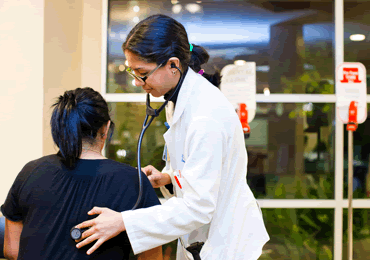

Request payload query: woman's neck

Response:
[80,144,106,159]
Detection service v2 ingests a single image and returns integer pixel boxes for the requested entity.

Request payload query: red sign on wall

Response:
[340,68,362,83]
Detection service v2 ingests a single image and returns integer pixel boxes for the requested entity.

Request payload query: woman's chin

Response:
[150,92,162,98]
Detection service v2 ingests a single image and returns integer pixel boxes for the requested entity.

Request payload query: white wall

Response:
[0,0,44,204]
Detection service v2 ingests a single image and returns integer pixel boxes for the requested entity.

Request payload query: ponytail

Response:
[51,88,114,169]
[189,44,221,87]
[51,92,82,169]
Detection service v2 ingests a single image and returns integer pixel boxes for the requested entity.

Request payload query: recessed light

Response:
[350,34,365,41]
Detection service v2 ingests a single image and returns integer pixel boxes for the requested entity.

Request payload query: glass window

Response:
[342,0,370,199]
[106,102,335,199]
[106,102,167,168]
[247,103,335,199]
[261,208,334,259]
[343,209,370,260]
[343,112,370,199]
[344,0,370,94]
[107,0,334,94]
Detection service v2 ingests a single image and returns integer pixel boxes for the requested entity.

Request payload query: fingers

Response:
[88,206,104,215]
[148,174,162,182]
[142,165,160,176]
[76,233,99,249]
[75,219,95,230]
[141,165,154,176]
[86,238,106,255]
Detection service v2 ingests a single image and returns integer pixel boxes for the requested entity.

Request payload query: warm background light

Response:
[350,34,365,41]
[234,60,247,66]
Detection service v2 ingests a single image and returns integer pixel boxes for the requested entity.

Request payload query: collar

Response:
[164,67,189,106]
[169,67,198,127]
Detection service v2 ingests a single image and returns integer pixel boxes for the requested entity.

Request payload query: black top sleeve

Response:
[1,160,37,222]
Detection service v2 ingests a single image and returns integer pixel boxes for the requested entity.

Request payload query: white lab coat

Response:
[121,68,269,260]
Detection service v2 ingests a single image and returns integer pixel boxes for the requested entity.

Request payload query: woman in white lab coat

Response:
[75,14,269,260]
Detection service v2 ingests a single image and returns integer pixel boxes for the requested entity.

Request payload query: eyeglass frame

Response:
[126,62,164,83]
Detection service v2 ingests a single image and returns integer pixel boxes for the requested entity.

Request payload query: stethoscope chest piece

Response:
[70,227,88,240]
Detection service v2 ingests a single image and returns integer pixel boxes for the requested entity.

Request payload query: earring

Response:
[101,133,105,137]
[173,70,176,75]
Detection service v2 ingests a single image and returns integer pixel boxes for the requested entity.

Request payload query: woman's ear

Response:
[166,57,181,72]
[101,121,111,140]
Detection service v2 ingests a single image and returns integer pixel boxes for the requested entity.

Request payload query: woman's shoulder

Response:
[97,159,139,177]
[21,154,60,172]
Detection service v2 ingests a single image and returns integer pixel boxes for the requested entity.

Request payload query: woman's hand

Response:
[75,207,125,255]
[141,165,171,188]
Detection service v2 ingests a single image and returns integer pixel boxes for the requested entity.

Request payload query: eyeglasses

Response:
[126,62,164,83]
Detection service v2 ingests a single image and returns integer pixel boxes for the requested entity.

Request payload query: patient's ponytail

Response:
[50,88,114,169]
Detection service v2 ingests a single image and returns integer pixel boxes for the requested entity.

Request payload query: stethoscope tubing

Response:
[132,114,155,209]
[131,65,184,210]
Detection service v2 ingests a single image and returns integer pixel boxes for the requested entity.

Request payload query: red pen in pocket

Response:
[174,175,182,189]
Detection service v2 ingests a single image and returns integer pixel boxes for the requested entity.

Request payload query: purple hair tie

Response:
[198,69,204,75]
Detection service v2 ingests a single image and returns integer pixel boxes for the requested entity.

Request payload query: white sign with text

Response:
[336,62,367,123]
[220,62,256,122]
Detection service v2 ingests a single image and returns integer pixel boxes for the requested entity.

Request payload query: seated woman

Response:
[1,87,162,260]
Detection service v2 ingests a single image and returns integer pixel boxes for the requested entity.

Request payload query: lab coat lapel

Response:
[163,68,197,171]
[170,68,197,127]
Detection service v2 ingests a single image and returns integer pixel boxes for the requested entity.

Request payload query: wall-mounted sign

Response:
[220,62,256,122]
[336,62,367,123]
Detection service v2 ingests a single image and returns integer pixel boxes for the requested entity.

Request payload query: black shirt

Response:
[1,154,160,260]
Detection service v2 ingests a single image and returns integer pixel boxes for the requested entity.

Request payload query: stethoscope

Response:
[70,63,184,240]
[132,63,184,209]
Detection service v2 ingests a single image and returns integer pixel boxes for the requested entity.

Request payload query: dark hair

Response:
[122,14,221,87]
[51,87,115,169]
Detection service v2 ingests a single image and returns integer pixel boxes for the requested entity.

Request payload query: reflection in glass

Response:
[107,0,334,94]
[343,209,370,260]
[261,208,334,259]
[247,103,335,199]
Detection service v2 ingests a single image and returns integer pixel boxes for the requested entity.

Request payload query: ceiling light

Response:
[350,34,365,41]
[172,4,182,14]
[171,0,179,4]
[133,6,140,12]
[234,60,246,66]
[185,3,201,13]
[133,16,139,23]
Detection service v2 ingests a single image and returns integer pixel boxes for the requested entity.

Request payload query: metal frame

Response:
[100,1,370,259]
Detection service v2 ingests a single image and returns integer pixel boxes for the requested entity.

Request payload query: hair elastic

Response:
[189,43,193,52]
[198,69,204,75]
